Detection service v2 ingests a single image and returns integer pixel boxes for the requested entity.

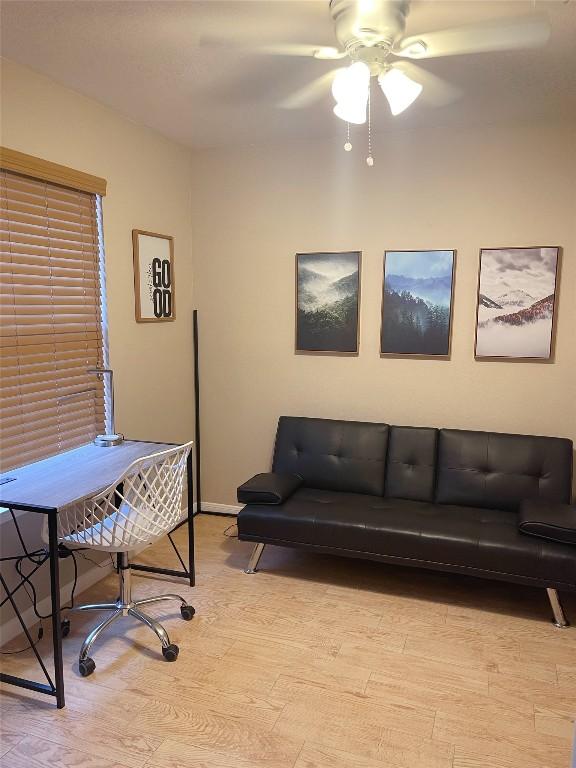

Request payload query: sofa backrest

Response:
[273,416,389,496]
[436,428,573,512]
[385,426,438,502]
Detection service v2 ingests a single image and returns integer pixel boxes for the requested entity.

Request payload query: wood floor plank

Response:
[0,735,133,768]
[452,740,572,768]
[145,740,290,768]
[0,703,162,768]
[273,686,436,746]
[557,663,576,691]
[377,729,454,768]
[434,712,572,768]
[294,742,398,768]
[366,659,492,716]
[333,634,407,672]
[0,732,23,759]
[534,707,575,740]
[129,698,303,768]
[488,671,576,719]
[270,660,371,701]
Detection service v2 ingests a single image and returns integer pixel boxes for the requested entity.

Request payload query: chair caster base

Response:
[162,643,179,662]
[79,657,96,677]
[180,605,195,621]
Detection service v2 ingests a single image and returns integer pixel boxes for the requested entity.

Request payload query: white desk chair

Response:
[48,441,194,677]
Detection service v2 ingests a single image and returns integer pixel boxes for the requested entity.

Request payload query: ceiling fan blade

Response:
[279,68,344,110]
[392,62,462,107]
[394,14,551,59]
[260,44,346,60]
[199,36,345,60]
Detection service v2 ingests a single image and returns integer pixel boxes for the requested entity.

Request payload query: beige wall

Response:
[0,58,195,638]
[1,58,195,445]
[191,120,576,505]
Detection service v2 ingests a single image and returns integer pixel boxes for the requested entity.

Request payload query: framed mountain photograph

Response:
[381,250,455,356]
[475,247,560,360]
[296,251,361,354]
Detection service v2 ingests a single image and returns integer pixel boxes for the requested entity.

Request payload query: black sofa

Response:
[237,417,576,626]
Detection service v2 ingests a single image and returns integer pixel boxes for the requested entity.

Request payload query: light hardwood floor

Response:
[1,514,575,768]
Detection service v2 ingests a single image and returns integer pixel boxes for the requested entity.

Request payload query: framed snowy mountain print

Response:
[475,247,560,360]
[295,251,360,354]
[380,250,455,357]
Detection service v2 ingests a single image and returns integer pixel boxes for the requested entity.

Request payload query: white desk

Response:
[0,439,195,708]
[0,441,177,511]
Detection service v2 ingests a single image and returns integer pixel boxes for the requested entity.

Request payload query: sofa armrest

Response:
[237,472,303,505]
[518,499,576,545]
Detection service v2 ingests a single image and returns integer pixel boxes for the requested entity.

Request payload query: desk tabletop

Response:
[0,440,179,513]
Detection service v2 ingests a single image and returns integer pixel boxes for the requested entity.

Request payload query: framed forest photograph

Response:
[475,246,560,360]
[295,251,361,354]
[381,250,455,356]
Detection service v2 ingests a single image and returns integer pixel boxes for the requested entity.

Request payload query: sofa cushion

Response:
[385,426,437,502]
[238,489,576,586]
[238,487,381,548]
[272,416,389,496]
[436,429,573,512]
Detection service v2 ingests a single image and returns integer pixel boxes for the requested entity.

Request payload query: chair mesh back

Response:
[57,442,192,551]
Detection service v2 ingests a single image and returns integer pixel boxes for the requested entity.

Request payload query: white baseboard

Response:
[197,502,241,516]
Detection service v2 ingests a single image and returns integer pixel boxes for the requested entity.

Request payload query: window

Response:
[0,149,108,472]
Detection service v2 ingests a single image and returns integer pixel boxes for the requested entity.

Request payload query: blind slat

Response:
[0,168,106,472]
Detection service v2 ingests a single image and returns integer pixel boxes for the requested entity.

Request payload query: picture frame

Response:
[380,250,456,357]
[295,251,361,355]
[132,229,175,322]
[474,246,560,361]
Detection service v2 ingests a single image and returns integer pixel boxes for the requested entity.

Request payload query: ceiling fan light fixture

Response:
[332,61,370,124]
[378,67,423,116]
[333,101,367,124]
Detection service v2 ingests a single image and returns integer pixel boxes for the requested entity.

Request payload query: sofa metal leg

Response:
[547,588,570,628]
[244,543,265,574]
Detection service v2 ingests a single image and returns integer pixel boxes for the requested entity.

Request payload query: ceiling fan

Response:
[204,0,551,121]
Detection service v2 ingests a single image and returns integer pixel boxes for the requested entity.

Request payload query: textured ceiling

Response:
[1,1,575,149]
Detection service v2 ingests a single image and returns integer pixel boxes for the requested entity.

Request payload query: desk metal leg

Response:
[187,451,195,588]
[0,507,65,708]
[48,511,65,708]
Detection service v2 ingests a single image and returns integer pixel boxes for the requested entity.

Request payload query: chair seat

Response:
[61,501,163,552]
[238,488,576,585]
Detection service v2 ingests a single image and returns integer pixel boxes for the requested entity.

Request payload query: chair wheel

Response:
[79,657,96,677]
[180,605,195,621]
[61,619,71,637]
[162,643,179,662]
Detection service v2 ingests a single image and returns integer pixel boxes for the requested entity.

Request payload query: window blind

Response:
[0,169,106,472]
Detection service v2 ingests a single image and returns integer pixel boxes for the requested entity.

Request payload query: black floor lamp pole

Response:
[193,310,202,516]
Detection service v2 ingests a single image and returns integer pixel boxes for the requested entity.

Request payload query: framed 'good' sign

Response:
[132,229,175,322]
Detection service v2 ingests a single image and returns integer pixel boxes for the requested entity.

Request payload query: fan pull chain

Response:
[344,122,352,152]
[366,79,374,167]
